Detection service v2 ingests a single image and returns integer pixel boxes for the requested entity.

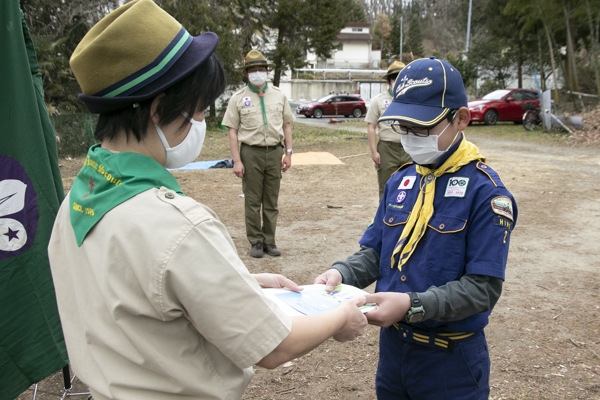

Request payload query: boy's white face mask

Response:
[400,120,459,165]
[155,113,206,169]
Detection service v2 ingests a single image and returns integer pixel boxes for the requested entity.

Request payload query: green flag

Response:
[0,1,69,399]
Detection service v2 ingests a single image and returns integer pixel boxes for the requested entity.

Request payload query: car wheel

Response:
[313,108,323,119]
[352,108,363,118]
[483,110,498,125]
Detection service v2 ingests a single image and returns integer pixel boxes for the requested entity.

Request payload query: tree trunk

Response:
[585,0,600,95]
[537,0,559,103]
[273,30,285,87]
[564,5,580,93]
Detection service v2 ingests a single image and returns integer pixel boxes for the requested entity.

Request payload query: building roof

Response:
[346,22,371,28]
[337,33,372,42]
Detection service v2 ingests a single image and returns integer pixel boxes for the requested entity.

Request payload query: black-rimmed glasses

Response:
[389,110,457,137]
[389,123,434,137]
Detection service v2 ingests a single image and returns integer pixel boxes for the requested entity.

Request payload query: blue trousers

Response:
[376,326,490,400]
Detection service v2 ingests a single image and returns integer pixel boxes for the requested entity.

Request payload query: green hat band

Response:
[95,27,192,98]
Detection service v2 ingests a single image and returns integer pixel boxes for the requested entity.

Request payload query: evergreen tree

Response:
[405,10,424,58]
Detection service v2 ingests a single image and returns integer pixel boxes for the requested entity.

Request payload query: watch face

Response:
[407,309,424,323]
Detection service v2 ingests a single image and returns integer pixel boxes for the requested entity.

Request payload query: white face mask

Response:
[400,120,460,165]
[248,71,268,86]
[155,113,206,169]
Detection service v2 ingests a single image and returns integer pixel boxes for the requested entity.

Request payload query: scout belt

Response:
[392,322,475,354]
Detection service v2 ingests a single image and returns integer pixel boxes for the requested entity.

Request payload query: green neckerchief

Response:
[247,82,269,130]
[69,144,184,246]
[387,88,393,97]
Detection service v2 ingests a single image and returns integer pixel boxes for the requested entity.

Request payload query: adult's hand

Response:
[332,296,368,342]
[233,160,244,178]
[281,154,292,172]
[253,273,302,292]
[363,292,411,328]
[313,269,343,292]
[371,151,381,169]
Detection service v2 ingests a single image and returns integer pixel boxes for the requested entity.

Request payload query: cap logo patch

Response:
[491,196,514,221]
[395,76,432,97]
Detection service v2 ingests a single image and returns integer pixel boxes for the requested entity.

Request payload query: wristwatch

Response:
[405,292,425,323]
[286,148,293,154]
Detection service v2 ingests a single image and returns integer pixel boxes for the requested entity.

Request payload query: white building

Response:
[306,22,379,69]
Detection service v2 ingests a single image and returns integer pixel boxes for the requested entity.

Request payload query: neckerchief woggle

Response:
[247,82,269,130]
[390,135,485,270]
[69,144,184,246]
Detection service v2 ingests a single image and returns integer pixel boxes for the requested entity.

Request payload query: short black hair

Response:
[386,73,399,84]
[94,53,226,143]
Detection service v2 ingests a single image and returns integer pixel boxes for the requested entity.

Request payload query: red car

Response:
[468,89,540,125]
[296,94,366,118]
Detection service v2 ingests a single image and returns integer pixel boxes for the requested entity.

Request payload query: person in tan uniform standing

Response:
[222,50,294,258]
[366,61,412,199]
[48,2,367,399]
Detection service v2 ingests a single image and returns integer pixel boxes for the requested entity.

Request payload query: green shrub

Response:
[50,114,97,158]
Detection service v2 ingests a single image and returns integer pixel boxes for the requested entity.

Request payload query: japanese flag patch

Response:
[243,96,251,107]
[398,176,416,190]
[491,196,514,221]
[383,99,390,109]
[444,177,469,198]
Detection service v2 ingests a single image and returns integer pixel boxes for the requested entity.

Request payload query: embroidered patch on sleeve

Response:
[398,176,416,190]
[491,196,514,221]
[444,177,469,197]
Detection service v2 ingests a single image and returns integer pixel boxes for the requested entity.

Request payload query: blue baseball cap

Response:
[378,56,467,127]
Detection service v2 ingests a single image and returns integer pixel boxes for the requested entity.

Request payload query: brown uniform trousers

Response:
[240,143,284,245]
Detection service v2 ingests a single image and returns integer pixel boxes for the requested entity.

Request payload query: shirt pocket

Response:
[380,209,410,277]
[240,107,261,129]
[267,104,283,126]
[422,213,468,284]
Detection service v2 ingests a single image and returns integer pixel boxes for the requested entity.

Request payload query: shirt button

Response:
[439,223,445,230]
[165,192,175,199]
[400,274,407,282]
[388,217,394,223]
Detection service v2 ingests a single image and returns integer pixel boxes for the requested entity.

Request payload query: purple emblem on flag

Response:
[0,155,38,259]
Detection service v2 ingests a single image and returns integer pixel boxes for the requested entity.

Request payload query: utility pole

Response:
[465,0,473,52]
[399,16,403,60]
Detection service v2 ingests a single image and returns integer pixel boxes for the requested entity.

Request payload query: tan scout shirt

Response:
[48,187,292,400]
[222,85,295,146]
[365,90,400,143]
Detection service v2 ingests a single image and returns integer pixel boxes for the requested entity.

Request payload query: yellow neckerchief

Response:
[390,135,485,270]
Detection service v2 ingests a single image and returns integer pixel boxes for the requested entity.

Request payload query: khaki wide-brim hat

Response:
[239,50,275,71]
[70,0,218,114]
[382,60,406,80]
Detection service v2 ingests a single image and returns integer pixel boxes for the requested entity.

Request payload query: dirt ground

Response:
[17,119,600,400]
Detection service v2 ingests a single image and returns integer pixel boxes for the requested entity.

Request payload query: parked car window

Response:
[510,91,523,101]
[482,90,511,100]
[522,91,538,100]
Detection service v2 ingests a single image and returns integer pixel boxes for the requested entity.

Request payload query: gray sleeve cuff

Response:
[330,246,380,289]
